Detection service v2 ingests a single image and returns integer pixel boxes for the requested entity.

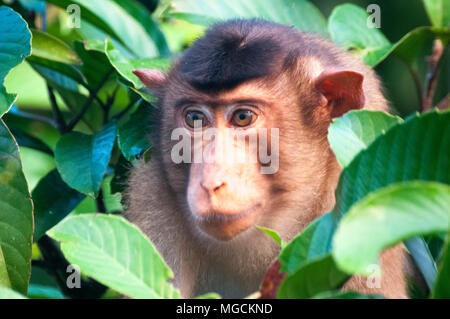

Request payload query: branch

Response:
[422,40,447,112]
[47,85,67,133]
[65,69,114,132]
[13,109,58,128]
[436,93,450,110]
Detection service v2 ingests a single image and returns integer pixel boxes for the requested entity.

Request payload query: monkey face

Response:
[178,99,275,241]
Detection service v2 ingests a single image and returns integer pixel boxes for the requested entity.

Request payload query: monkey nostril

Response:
[213,182,226,193]
[201,181,226,193]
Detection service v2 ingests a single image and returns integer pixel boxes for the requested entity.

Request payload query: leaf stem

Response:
[114,99,141,120]
[400,58,423,109]
[436,93,450,110]
[47,85,67,133]
[64,69,114,133]
[422,41,447,112]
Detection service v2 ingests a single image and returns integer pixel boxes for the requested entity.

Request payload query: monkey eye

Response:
[231,109,256,127]
[185,110,208,128]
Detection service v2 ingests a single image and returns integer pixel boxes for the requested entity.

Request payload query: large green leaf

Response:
[328,4,392,67]
[30,30,80,65]
[0,6,32,116]
[279,213,335,276]
[0,120,33,295]
[166,0,327,34]
[433,232,450,298]
[105,39,170,90]
[110,0,170,56]
[333,182,450,276]
[47,0,160,58]
[55,122,117,197]
[328,110,402,167]
[277,255,348,299]
[48,214,181,299]
[307,110,450,288]
[117,103,151,161]
[33,170,85,241]
[388,27,450,64]
[404,237,438,290]
[422,0,450,28]
[331,110,450,221]
[73,40,112,89]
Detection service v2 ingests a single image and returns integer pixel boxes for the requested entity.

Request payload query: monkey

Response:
[124,19,420,299]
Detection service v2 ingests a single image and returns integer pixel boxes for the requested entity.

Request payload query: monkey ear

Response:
[314,70,365,118]
[132,69,166,90]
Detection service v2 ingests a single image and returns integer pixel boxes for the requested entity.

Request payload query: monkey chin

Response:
[195,204,261,241]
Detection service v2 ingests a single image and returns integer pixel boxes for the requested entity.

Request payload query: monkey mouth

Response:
[195,204,261,241]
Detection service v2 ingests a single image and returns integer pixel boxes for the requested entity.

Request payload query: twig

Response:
[422,40,447,112]
[102,85,120,123]
[113,99,142,120]
[47,85,67,133]
[401,59,423,108]
[96,188,107,213]
[436,93,450,110]
[65,69,114,132]
[13,109,59,128]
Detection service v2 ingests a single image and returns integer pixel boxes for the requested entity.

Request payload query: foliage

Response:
[0,0,448,299]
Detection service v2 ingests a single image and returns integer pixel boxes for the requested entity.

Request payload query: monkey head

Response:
[132,19,374,243]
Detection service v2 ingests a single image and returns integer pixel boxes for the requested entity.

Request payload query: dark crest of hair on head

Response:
[178,19,307,92]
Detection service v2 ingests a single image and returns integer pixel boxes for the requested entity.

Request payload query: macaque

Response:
[125,19,418,298]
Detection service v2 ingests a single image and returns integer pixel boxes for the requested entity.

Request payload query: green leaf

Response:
[422,0,450,28]
[110,0,170,56]
[117,103,151,161]
[166,0,328,34]
[331,110,450,221]
[333,182,450,276]
[27,56,86,85]
[390,27,440,63]
[48,214,181,299]
[27,284,65,299]
[308,110,450,282]
[433,232,450,298]
[105,39,170,90]
[279,213,335,276]
[33,170,86,241]
[73,40,112,89]
[312,290,384,299]
[277,255,348,299]
[8,125,54,155]
[256,226,284,247]
[47,0,160,58]
[328,4,392,67]
[0,6,32,116]
[195,292,222,299]
[379,27,450,65]
[0,119,33,295]
[55,122,117,197]
[404,237,438,290]
[0,286,27,299]
[31,30,80,65]
[328,110,402,167]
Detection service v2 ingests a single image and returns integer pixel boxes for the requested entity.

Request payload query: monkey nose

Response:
[200,180,226,194]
